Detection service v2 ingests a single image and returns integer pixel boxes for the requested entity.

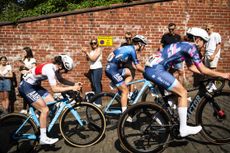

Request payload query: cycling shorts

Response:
[105,63,125,87]
[18,80,49,104]
[143,65,177,90]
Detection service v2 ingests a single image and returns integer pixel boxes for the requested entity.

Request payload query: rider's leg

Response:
[170,79,202,137]
[117,84,129,113]
[123,68,133,98]
[32,94,58,144]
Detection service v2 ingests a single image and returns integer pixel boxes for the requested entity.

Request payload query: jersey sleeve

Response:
[130,48,139,65]
[42,65,57,86]
[188,45,202,68]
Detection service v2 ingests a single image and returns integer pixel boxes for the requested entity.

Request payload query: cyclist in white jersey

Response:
[18,54,82,145]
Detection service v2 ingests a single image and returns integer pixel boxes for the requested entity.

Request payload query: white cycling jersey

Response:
[23,63,57,86]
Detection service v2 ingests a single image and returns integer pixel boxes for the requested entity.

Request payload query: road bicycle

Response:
[0,91,106,153]
[90,79,159,130]
[117,78,230,153]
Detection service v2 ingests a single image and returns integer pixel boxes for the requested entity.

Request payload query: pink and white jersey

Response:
[23,63,57,86]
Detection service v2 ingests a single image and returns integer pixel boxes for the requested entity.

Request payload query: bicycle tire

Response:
[117,102,171,153]
[90,92,121,130]
[196,90,230,144]
[0,113,39,153]
[59,101,106,147]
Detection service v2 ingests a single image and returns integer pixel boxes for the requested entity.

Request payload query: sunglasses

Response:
[125,37,132,40]
[169,28,175,31]
[90,42,97,45]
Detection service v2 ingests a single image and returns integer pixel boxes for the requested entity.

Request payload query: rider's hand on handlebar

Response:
[223,73,230,80]
[73,82,83,91]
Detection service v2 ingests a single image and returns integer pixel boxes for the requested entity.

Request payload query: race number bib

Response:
[145,53,163,67]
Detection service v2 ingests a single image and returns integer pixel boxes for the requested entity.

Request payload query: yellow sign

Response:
[97,36,113,47]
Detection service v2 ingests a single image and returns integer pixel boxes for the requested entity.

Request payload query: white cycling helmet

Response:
[132,35,148,45]
[60,54,74,71]
[186,27,209,42]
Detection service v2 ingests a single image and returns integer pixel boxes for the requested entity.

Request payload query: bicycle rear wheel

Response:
[90,92,121,130]
[117,102,171,153]
[196,91,230,144]
[0,113,39,153]
[59,102,106,147]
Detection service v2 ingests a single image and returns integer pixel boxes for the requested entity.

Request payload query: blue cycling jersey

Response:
[108,45,139,65]
[146,42,202,69]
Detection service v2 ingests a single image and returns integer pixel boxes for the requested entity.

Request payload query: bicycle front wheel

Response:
[90,92,121,130]
[196,91,230,144]
[59,102,106,147]
[117,102,171,153]
[0,113,39,153]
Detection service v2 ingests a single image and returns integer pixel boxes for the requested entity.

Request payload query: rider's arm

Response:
[189,62,230,79]
[55,70,75,86]
[45,67,81,93]
[50,84,77,93]
[135,64,145,73]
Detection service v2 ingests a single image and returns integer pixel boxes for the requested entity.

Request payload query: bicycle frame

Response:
[13,98,84,140]
[104,79,158,115]
[187,83,213,119]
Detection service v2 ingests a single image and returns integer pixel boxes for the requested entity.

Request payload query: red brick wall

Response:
[0,0,230,94]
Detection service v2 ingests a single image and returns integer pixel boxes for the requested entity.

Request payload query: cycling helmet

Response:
[132,35,148,45]
[186,27,209,42]
[60,54,74,71]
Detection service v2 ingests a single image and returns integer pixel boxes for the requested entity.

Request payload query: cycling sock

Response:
[122,107,127,113]
[40,128,47,139]
[178,107,202,137]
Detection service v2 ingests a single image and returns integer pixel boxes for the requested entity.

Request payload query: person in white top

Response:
[19,47,37,114]
[18,54,82,145]
[204,23,221,69]
[0,56,13,114]
[204,23,222,92]
[82,39,103,107]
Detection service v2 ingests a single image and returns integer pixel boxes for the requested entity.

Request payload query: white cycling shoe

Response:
[180,125,202,137]
[40,137,59,145]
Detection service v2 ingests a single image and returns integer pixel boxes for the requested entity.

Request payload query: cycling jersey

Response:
[145,42,202,69]
[107,45,139,65]
[144,42,202,90]
[105,45,139,86]
[23,63,57,86]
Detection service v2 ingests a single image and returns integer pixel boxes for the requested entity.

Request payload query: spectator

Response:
[160,23,185,85]
[121,31,136,98]
[0,56,13,114]
[19,47,36,114]
[82,39,103,107]
[8,72,17,113]
[204,23,222,91]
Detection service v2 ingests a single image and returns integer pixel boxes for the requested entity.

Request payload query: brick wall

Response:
[0,0,230,96]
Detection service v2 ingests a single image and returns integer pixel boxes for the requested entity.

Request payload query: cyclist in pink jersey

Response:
[19,54,82,145]
[144,27,230,137]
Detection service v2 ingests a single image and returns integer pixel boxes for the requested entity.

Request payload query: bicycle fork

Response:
[208,97,226,120]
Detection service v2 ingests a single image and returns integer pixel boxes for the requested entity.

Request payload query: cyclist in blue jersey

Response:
[105,35,147,113]
[144,27,230,137]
